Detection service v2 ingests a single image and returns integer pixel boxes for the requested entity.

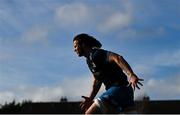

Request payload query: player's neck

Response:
[83,47,93,59]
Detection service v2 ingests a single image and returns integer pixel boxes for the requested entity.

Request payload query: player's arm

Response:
[89,78,102,100]
[80,77,102,111]
[108,52,143,90]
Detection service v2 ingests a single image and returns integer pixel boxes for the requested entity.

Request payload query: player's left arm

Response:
[108,52,144,90]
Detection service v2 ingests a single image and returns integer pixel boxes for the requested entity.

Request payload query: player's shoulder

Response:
[91,48,110,61]
[93,48,108,56]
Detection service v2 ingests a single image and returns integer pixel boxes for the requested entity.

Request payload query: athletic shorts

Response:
[98,85,134,111]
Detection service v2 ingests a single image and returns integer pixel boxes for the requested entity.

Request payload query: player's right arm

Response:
[80,77,102,111]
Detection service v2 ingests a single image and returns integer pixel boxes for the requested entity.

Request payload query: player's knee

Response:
[85,101,102,114]
[94,98,108,113]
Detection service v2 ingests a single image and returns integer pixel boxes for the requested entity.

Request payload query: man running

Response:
[73,33,143,114]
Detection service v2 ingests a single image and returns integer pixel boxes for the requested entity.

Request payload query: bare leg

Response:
[85,99,121,114]
[85,102,102,114]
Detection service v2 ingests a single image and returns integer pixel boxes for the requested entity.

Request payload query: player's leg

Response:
[85,98,117,114]
[85,101,101,114]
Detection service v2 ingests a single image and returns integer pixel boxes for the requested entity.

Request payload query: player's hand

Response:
[80,96,94,111]
[128,74,144,91]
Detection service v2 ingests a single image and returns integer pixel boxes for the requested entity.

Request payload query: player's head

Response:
[73,33,102,56]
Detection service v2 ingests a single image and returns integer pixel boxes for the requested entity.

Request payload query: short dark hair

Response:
[73,33,102,48]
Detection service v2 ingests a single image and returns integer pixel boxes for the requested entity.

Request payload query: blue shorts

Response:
[98,85,134,110]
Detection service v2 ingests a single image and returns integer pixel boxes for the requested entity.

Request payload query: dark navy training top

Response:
[86,48,129,90]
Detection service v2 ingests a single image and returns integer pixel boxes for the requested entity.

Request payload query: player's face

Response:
[73,40,84,57]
